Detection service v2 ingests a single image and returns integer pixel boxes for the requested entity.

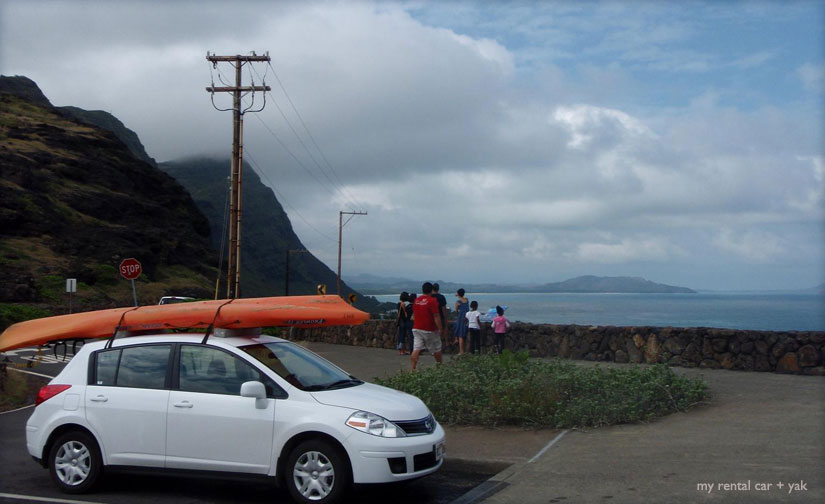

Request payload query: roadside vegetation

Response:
[0,367,47,412]
[0,303,52,331]
[376,351,709,428]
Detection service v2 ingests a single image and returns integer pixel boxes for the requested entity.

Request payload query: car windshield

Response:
[240,341,362,391]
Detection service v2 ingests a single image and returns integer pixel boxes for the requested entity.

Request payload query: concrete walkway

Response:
[301,342,825,503]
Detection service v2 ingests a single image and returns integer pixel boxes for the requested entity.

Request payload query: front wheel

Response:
[285,439,350,504]
[48,430,102,494]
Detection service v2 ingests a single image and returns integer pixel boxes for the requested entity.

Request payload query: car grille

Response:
[394,414,436,436]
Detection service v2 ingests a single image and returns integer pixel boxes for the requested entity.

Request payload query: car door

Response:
[165,344,276,473]
[85,344,172,467]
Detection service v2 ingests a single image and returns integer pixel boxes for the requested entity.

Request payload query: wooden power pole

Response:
[338,210,367,296]
[206,52,270,299]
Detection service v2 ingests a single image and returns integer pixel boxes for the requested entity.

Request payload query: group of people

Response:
[396,282,511,370]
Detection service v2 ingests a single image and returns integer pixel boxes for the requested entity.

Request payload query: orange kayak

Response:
[0,295,368,353]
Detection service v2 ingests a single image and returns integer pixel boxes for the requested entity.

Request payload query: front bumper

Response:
[347,423,446,484]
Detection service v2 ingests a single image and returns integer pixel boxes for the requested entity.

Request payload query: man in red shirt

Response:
[411,282,443,370]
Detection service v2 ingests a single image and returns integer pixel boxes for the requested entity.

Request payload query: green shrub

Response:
[376,350,708,428]
[0,370,31,411]
[0,304,52,331]
[95,264,119,286]
[36,275,65,302]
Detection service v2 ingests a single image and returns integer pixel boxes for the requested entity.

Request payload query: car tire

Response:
[48,430,103,494]
[285,439,350,504]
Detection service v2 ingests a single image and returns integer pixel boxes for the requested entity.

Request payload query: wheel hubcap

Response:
[293,450,335,500]
[54,441,91,486]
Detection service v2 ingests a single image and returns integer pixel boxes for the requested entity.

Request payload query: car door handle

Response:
[173,401,193,408]
[89,395,108,403]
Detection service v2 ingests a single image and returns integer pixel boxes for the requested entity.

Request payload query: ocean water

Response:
[373,292,825,331]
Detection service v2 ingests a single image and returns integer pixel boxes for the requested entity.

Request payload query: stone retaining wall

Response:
[288,320,825,375]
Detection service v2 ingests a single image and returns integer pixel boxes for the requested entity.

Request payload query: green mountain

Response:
[58,106,156,166]
[539,276,695,294]
[349,274,695,295]
[0,76,156,167]
[159,157,380,311]
[0,75,217,320]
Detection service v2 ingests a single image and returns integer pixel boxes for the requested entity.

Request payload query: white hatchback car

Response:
[26,332,445,503]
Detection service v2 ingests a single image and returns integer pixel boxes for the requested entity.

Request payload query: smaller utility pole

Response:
[338,211,367,296]
[284,249,308,296]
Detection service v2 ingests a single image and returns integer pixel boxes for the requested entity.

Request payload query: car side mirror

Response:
[240,381,267,409]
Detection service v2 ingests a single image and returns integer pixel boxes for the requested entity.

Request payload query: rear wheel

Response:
[285,439,350,504]
[48,431,102,494]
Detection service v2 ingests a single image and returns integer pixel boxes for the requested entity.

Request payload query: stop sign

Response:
[119,258,142,280]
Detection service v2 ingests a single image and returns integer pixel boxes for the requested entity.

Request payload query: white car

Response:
[26,332,445,503]
[158,296,195,305]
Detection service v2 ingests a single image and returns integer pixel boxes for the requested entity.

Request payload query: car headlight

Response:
[345,411,406,438]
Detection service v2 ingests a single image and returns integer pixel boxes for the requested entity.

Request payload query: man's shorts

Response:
[412,329,442,353]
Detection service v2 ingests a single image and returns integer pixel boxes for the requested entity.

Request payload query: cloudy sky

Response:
[2,0,823,290]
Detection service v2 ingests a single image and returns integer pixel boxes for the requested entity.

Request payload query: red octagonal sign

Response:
[119,258,142,280]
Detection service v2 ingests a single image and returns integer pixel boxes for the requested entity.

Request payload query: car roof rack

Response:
[211,327,262,338]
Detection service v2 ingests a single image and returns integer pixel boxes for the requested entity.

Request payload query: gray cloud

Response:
[2,0,823,290]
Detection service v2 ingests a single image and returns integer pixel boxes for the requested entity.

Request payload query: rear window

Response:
[93,345,171,390]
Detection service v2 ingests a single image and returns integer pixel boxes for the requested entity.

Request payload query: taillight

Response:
[36,384,71,406]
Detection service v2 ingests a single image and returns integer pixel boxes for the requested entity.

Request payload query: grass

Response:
[0,368,41,412]
[376,350,709,429]
[0,303,52,330]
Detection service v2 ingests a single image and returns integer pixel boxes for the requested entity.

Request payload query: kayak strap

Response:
[105,307,141,349]
[201,299,236,345]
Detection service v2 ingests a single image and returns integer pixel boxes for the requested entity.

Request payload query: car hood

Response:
[310,382,431,421]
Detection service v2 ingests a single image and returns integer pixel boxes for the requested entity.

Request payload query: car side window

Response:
[93,345,171,390]
[179,345,285,398]
[94,349,120,386]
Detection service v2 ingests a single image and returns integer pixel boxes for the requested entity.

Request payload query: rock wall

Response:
[287,320,825,376]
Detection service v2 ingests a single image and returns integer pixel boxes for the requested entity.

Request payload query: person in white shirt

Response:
[465,301,483,354]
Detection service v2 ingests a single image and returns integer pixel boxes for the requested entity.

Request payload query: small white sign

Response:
[66,278,77,293]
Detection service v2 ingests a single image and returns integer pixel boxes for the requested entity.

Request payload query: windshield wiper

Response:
[302,377,363,391]
[322,378,364,390]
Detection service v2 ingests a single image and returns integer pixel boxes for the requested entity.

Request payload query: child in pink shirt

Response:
[491,305,510,354]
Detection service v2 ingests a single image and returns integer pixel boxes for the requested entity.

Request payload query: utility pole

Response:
[206,51,271,299]
[284,249,308,296]
[338,211,367,296]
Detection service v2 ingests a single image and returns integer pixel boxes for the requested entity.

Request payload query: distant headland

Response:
[349,275,696,295]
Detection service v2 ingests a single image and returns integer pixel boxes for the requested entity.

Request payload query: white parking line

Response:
[20,355,74,364]
[528,429,569,463]
[0,404,34,415]
[0,492,108,504]
[8,367,55,379]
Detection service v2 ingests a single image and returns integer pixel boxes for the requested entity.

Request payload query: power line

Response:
[257,62,365,210]
[244,100,342,201]
[234,66,346,206]
[243,148,338,243]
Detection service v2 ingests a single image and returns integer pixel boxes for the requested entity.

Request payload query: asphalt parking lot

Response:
[7,341,822,503]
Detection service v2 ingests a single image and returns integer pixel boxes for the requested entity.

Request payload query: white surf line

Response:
[528,429,569,463]
[0,404,34,415]
[0,493,108,504]
[8,367,55,379]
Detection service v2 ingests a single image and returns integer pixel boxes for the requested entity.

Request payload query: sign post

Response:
[66,278,77,313]
[119,258,142,306]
